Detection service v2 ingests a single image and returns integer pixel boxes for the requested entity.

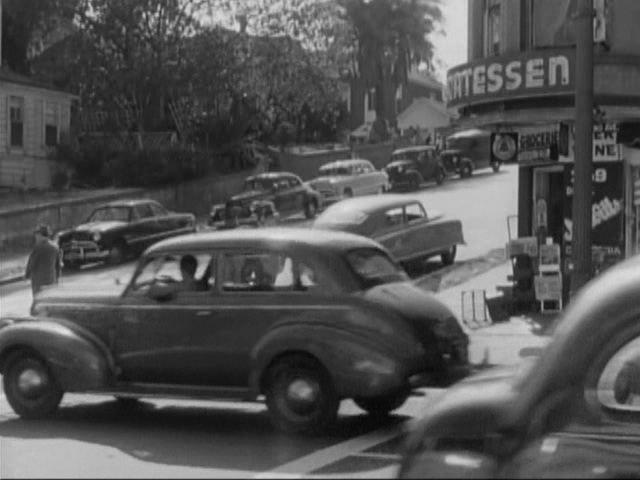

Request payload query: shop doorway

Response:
[533,166,566,245]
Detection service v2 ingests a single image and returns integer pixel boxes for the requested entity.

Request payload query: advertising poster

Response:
[563,161,624,271]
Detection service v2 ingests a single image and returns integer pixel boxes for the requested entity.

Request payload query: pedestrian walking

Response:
[25,224,62,297]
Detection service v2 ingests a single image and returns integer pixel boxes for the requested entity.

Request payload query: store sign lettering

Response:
[446,49,575,108]
[563,197,622,242]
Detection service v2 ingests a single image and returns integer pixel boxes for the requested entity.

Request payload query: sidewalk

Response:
[434,261,553,366]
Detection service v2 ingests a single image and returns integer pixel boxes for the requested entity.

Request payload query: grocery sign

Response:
[446,48,576,109]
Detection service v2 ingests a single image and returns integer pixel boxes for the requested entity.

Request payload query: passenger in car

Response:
[177,254,200,291]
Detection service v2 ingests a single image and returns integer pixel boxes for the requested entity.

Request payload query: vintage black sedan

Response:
[399,255,640,478]
[385,146,453,190]
[0,228,469,435]
[209,172,321,229]
[57,199,196,269]
[313,195,465,266]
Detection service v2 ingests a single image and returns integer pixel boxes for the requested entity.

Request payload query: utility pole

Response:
[570,0,595,296]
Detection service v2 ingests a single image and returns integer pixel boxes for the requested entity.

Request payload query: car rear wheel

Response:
[264,354,338,435]
[354,391,409,417]
[344,188,354,198]
[435,167,446,185]
[491,161,502,173]
[108,241,127,265]
[3,351,63,419]
[304,199,318,219]
[460,163,473,178]
[441,245,457,266]
[408,175,420,191]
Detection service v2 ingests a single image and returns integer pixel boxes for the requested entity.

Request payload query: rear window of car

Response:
[346,248,408,289]
[316,207,368,225]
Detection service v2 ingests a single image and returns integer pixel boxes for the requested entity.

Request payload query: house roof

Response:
[0,67,75,96]
[407,70,444,90]
[396,97,452,131]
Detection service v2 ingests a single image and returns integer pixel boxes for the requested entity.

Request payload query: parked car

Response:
[0,228,471,434]
[440,129,502,178]
[385,146,453,191]
[313,195,464,266]
[307,159,390,205]
[399,255,640,478]
[57,199,196,269]
[209,172,321,229]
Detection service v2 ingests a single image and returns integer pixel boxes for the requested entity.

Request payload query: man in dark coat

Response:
[25,224,62,296]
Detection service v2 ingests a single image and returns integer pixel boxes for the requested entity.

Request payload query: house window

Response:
[9,96,24,148]
[485,0,502,56]
[45,102,59,146]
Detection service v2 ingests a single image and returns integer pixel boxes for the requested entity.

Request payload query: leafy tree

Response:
[66,0,206,131]
[339,0,443,137]
[1,0,79,73]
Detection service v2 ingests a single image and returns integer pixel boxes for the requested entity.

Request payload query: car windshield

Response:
[346,248,408,289]
[319,166,350,176]
[244,178,273,191]
[87,206,131,223]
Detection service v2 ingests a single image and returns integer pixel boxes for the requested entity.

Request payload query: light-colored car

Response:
[313,195,465,266]
[307,159,390,205]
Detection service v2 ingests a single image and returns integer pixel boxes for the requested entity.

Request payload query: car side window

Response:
[288,177,301,187]
[149,203,167,217]
[594,336,640,414]
[362,162,374,173]
[134,204,155,219]
[221,251,290,292]
[405,203,427,222]
[130,253,214,294]
[276,179,290,190]
[385,207,405,227]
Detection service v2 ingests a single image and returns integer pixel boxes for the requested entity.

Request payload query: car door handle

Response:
[196,310,212,316]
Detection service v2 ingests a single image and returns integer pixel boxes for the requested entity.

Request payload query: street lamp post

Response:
[570,0,596,296]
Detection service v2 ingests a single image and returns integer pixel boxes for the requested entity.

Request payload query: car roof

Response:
[145,227,382,255]
[99,199,158,208]
[246,172,298,181]
[392,145,436,155]
[318,194,421,217]
[320,159,371,169]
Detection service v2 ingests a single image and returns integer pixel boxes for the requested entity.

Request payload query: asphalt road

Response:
[0,164,518,478]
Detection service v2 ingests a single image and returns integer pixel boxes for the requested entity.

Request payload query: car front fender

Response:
[0,317,115,392]
[250,323,408,399]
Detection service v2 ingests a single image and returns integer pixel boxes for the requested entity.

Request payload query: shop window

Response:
[9,96,24,148]
[45,102,59,147]
[485,0,502,57]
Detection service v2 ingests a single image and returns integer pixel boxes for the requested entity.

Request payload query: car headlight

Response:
[92,232,101,242]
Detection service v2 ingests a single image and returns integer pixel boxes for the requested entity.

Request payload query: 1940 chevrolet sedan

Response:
[0,229,469,434]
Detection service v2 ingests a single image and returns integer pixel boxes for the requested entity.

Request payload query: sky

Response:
[430,0,469,81]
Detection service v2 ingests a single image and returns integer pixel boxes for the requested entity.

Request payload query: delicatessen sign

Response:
[446,49,575,108]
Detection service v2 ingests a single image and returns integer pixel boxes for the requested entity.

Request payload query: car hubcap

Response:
[286,378,319,414]
[17,368,47,398]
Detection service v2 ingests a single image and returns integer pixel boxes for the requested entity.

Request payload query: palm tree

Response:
[340,0,443,138]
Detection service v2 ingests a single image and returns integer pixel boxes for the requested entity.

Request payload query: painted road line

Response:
[255,424,406,478]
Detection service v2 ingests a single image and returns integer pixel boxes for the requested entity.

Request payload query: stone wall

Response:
[276,142,395,180]
[0,169,252,249]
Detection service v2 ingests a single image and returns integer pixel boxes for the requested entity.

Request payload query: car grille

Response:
[62,240,101,254]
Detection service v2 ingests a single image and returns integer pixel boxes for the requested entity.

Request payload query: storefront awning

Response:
[452,106,640,129]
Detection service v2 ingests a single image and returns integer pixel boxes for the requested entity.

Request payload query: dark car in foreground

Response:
[57,199,196,269]
[385,146,453,191]
[209,172,321,229]
[0,228,469,435]
[399,256,640,478]
[313,195,465,266]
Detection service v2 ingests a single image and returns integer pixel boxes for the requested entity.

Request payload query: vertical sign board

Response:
[563,161,625,272]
